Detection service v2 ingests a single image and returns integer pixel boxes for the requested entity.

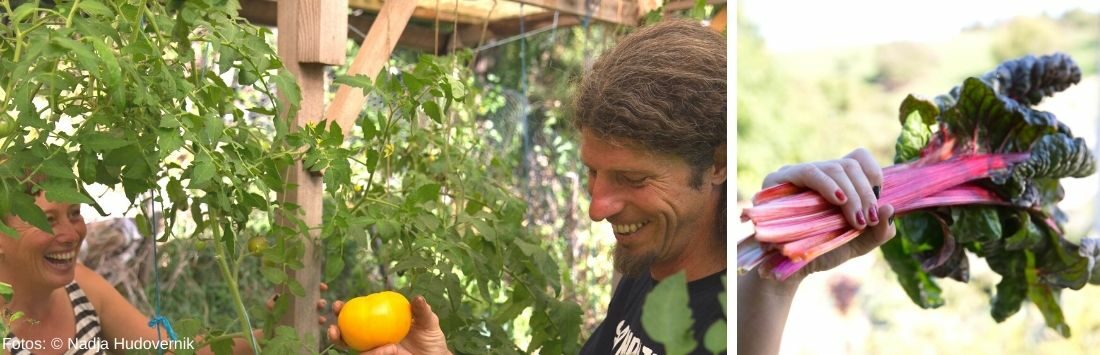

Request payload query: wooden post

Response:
[326,0,417,137]
[275,0,346,347]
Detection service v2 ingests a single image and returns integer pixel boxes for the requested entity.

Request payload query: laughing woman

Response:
[0,185,251,355]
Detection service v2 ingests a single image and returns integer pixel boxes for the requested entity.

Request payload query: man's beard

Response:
[613,244,657,278]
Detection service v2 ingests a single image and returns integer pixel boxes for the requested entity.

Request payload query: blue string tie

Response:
[148,315,179,341]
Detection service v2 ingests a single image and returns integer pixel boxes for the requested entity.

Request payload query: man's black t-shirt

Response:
[580,270,727,355]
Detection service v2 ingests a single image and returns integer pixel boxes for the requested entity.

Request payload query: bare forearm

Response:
[737,271,801,355]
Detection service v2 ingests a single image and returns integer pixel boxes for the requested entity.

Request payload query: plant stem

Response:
[65,0,82,28]
[196,331,245,348]
[210,210,261,354]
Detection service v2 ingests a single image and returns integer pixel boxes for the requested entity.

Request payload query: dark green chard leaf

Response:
[885,53,1097,337]
[883,212,945,308]
[1025,250,1071,337]
[1003,210,1043,251]
[979,53,1081,107]
[987,250,1027,322]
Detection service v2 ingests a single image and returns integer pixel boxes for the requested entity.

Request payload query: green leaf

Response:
[333,74,374,93]
[449,76,466,99]
[158,128,184,157]
[81,133,133,151]
[323,254,345,281]
[271,70,301,122]
[204,114,225,144]
[210,337,234,355]
[1013,134,1097,181]
[12,192,51,234]
[135,213,152,238]
[10,3,37,23]
[40,155,77,180]
[897,94,939,126]
[190,155,216,186]
[641,272,697,355]
[0,281,13,303]
[402,71,427,93]
[408,183,441,206]
[893,107,933,164]
[514,239,540,257]
[422,101,442,124]
[91,37,122,88]
[988,251,1027,322]
[288,279,305,297]
[392,253,434,273]
[260,266,288,284]
[1004,211,1043,251]
[41,181,94,204]
[175,318,203,339]
[0,220,18,239]
[949,207,1001,245]
[79,0,114,17]
[703,319,726,354]
[881,213,945,308]
[52,37,99,74]
[1025,250,1071,337]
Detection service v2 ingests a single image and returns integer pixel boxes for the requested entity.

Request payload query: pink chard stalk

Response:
[738,53,1100,337]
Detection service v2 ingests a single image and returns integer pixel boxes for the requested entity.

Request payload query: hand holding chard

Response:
[738,53,1100,337]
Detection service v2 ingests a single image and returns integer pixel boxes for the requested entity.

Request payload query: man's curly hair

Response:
[572,18,726,189]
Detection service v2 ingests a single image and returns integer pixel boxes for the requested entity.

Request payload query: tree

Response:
[871,42,938,91]
[991,16,1064,62]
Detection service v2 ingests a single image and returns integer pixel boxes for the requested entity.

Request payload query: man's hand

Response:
[327,296,451,355]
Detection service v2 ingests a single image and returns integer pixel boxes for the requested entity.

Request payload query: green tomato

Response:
[247,236,269,256]
[0,113,16,138]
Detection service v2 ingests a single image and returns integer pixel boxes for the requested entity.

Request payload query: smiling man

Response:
[326,18,727,355]
[573,19,727,355]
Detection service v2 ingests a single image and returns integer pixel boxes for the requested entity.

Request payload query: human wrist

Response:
[750,269,803,297]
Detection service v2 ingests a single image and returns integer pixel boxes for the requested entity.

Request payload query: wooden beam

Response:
[238,0,438,52]
[326,0,417,138]
[275,0,331,348]
[296,0,349,65]
[484,12,582,40]
[346,0,525,24]
[512,0,640,26]
[663,0,726,13]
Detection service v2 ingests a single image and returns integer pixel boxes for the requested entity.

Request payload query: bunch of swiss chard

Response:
[738,53,1100,337]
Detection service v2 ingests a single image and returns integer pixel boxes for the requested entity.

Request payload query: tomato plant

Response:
[1,1,585,353]
[0,0,318,351]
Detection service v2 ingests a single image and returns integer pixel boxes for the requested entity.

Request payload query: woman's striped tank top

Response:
[5,282,104,354]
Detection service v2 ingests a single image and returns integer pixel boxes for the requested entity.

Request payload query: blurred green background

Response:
[737,2,1100,354]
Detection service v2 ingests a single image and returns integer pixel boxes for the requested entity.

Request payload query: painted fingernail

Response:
[869,205,879,223]
[835,190,846,202]
[856,211,866,225]
[873,186,881,199]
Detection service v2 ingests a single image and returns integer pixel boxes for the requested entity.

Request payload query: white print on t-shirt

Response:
[613,320,660,355]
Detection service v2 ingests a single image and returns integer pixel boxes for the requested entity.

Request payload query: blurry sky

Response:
[741,0,1100,52]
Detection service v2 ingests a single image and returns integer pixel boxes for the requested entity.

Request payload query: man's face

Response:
[580,130,719,278]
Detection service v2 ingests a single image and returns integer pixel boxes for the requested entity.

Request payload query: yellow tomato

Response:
[337,291,412,351]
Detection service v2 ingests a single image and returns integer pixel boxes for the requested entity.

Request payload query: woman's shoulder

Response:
[73,263,113,309]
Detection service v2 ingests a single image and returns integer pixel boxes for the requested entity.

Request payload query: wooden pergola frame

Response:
[257,0,724,346]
